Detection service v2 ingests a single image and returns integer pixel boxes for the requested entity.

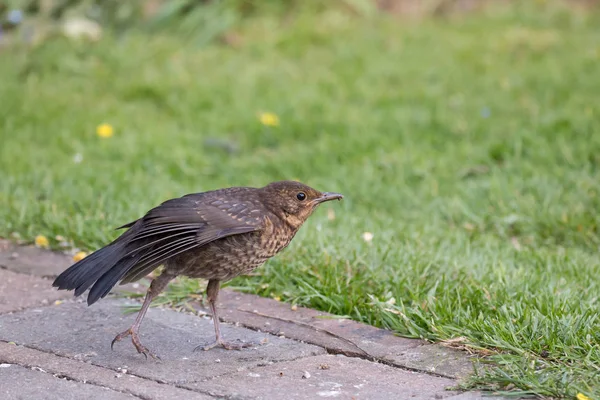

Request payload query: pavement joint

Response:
[213,308,461,380]
[188,295,475,380]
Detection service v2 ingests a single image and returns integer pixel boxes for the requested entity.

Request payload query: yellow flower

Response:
[34,235,49,249]
[73,251,88,262]
[576,394,591,400]
[258,112,280,127]
[96,123,114,138]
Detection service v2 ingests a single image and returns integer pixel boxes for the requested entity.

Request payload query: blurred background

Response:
[1,0,600,398]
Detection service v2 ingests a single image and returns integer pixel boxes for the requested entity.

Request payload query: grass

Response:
[1,1,600,398]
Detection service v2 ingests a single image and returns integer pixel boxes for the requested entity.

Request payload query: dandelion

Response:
[34,235,49,249]
[96,123,114,138]
[73,251,88,262]
[362,232,374,243]
[576,394,591,400]
[258,112,280,127]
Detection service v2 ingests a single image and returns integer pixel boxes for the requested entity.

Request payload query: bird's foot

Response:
[194,338,257,352]
[111,328,161,360]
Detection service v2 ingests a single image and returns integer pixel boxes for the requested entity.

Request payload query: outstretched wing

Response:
[54,193,265,305]
[117,195,265,285]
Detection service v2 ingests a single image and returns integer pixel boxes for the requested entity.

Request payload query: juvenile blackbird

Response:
[53,181,343,358]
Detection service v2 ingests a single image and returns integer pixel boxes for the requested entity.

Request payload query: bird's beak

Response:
[314,192,344,204]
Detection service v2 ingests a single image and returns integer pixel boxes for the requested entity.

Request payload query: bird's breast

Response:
[172,223,296,281]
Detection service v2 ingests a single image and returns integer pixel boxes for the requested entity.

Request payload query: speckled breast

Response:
[169,217,297,282]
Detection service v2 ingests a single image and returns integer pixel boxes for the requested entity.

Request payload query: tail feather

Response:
[53,243,124,296]
[86,255,142,305]
[52,222,142,305]
[52,213,204,306]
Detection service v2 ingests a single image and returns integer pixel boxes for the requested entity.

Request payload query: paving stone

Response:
[0,342,213,399]
[446,392,509,399]
[189,353,459,399]
[0,299,325,385]
[0,269,70,314]
[389,342,475,378]
[0,240,71,277]
[0,240,157,298]
[193,288,423,356]
[192,289,475,379]
[0,363,137,400]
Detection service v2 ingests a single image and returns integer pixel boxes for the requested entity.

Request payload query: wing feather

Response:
[57,192,265,305]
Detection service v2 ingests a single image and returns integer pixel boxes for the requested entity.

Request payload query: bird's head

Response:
[259,180,343,229]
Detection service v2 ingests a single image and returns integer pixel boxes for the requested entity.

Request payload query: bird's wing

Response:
[117,196,264,285]
[56,194,268,305]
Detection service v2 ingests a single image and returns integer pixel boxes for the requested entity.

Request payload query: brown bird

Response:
[53,181,343,359]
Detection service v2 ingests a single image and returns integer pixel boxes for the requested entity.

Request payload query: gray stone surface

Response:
[0,299,325,384]
[447,392,505,399]
[192,289,475,379]
[0,342,212,399]
[389,342,475,378]
[0,364,136,400]
[0,269,70,314]
[0,240,71,277]
[189,353,459,399]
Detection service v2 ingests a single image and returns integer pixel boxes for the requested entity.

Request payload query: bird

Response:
[52,180,343,359]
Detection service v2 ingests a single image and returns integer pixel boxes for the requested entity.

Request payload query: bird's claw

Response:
[137,346,161,360]
[111,328,161,360]
[194,339,256,352]
[111,329,130,350]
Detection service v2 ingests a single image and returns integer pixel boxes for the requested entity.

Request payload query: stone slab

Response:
[446,392,506,399]
[0,299,325,385]
[0,363,137,400]
[0,342,212,399]
[192,289,475,379]
[390,342,475,378]
[0,240,71,278]
[0,240,155,298]
[190,353,459,399]
[0,269,70,314]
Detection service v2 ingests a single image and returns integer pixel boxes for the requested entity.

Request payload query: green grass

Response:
[1,2,600,398]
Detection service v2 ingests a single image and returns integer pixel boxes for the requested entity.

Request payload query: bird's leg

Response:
[195,279,254,351]
[111,272,173,359]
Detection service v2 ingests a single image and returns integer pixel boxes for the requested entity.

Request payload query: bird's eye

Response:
[296,192,306,201]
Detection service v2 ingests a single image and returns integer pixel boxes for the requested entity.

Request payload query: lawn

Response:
[1,1,599,398]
